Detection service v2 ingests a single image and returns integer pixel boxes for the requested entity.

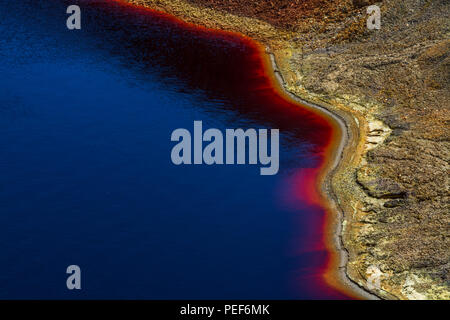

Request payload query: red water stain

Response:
[284,167,323,208]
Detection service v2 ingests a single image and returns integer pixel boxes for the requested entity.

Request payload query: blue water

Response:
[0,0,346,299]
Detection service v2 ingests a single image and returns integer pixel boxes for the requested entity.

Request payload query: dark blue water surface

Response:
[0,0,347,299]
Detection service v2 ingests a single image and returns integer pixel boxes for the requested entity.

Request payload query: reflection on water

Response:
[0,0,348,299]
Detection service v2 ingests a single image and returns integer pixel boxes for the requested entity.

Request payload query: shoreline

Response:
[262,49,377,300]
[114,0,376,299]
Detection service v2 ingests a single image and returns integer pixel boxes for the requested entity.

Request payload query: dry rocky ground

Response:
[126,0,449,299]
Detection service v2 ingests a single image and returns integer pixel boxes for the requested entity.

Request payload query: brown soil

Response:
[186,0,378,30]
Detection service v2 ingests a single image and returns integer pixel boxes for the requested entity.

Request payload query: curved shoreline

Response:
[264,50,378,300]
[114,0,376,299]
